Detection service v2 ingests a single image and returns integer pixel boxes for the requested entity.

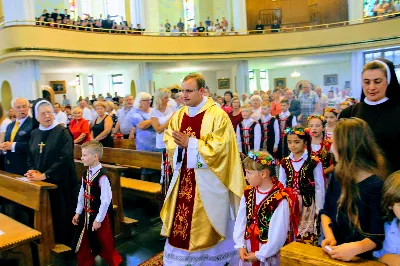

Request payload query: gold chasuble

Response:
[161,97,246,252]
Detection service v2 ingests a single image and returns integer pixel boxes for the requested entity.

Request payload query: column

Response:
[141,0,159,34]
[130,0,142,28]
[3,0,35,24]
[15,60,40,100]
[235,60,249,95]
[80,74,90,97]
[137,63,153,93]
[350,51,364,101]
[232,0,247,33]
[254,69,261,91]
[348,0,364,23]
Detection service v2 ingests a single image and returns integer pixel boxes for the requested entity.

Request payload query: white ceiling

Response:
[37,52,352,74]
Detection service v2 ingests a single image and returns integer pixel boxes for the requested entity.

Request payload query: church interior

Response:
[0,0,399,265]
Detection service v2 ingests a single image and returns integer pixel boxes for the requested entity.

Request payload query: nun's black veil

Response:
[360,58,400,102]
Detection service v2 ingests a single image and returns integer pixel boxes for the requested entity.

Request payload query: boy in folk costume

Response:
[234,151,298,266]
[72,141,122,266]
[276,98,297,159]
[258,102,280,157]
[237,104,261,158]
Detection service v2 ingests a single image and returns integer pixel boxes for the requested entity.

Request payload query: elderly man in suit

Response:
[0,98,33,175]
[285,89,301,118]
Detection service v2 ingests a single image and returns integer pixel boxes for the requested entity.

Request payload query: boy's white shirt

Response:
[75,163,112,223]
[233,188,290,262]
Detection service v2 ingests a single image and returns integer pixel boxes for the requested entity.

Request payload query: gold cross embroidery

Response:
[183,126,196,138]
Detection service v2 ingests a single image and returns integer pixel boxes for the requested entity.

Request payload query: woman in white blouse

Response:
[150,88,175,197]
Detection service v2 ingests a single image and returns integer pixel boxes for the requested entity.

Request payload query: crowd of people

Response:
[36,8,144,33]
[0,58,399,265]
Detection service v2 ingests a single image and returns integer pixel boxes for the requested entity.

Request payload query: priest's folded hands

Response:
[24,170,46,181]
[172,130,189,148]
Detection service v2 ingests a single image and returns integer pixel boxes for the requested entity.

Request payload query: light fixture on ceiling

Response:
[291,68,301,79]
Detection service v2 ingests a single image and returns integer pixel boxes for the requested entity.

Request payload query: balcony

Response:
[0,14,399,62]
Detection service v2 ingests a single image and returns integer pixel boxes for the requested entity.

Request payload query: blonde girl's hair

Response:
[381,171,400,221]
[242,150,276,177]
[334,118,387,232]
[154,88,171,109]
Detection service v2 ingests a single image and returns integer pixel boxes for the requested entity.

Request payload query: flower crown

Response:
[347,98,358,105]
[324,108,339,115]
[247,151,275,167]
[341,101,350,106]
[307,114,324,122]
[284,127,309,136]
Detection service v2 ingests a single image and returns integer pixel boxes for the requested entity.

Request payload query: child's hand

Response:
[321,237,337,252]
[244,252,259,262]
[92,221,101,231]
[326,242,358,261]
[72,214,80,225]
[273,148,278,153]
[238,248,248,262]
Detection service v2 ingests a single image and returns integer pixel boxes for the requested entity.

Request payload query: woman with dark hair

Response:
[340,58,400,172]
[221,91,233,114]
[228,97,242,132]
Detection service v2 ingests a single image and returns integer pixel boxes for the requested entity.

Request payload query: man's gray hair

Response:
[11,98,29,108]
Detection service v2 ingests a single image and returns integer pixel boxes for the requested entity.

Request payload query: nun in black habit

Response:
[25,100,79,246]
[340,58,400,173]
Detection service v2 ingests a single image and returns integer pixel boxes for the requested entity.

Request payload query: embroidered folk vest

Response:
[280,157,320,207]
[239,121,258,154]
[258,116,276,153]
[244,184,286,243]
[311,139,333,171]
[276,114,294,137]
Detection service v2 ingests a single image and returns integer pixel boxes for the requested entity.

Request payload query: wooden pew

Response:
[73,160,135,236]
[0,171,57,266]
[74,145,162,198]
[281,242,385,266]
[0,213,42,266]
[113,138,136,150]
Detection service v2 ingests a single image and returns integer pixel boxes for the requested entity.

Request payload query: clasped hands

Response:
[24,170,46,181]
[239,248,259,263]
[322,237,358,262]
[172,131,189,148]
[0,142,13,152]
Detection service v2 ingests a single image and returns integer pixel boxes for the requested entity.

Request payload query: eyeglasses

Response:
[141,99,152,102]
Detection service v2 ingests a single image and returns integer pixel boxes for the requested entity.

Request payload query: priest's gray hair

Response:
[133,92,152,108]
[34,100,54,120]
[11,98,29,108]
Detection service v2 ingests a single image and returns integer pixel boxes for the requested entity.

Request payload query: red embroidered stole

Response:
[168,111,206,250]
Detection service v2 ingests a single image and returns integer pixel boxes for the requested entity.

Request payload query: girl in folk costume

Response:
[258,102,279,157]
[237,104,261,159]
[279,126,325,246]
[323,108,339,141]
[234,151,298,266]
[276,98,297,159]
[308,115,334,183]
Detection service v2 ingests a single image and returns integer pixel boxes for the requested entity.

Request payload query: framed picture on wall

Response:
[49,80,66,94]
[324,74,338,86]
[218,78,230,89]
[274,78,286,89]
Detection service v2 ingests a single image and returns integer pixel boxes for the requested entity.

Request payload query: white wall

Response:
[40,73,78,105]
[268,62,352,94]
[153,72,188,90]
[0,61,40,102]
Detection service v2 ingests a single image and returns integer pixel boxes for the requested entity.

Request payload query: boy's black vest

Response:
[239,120,258,154]
[258,116,276,155]
[276,114,295,137]
[276,114,295,159]
[72,168,114,255]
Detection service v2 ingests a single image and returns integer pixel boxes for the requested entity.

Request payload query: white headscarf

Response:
[34,100,59,131]
[371,60,391,84]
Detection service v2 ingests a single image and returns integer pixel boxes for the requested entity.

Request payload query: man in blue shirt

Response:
[113,95,135,139]
[177,18,184,32]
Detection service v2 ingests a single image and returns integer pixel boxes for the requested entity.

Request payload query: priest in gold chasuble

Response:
[161,74,246,265]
